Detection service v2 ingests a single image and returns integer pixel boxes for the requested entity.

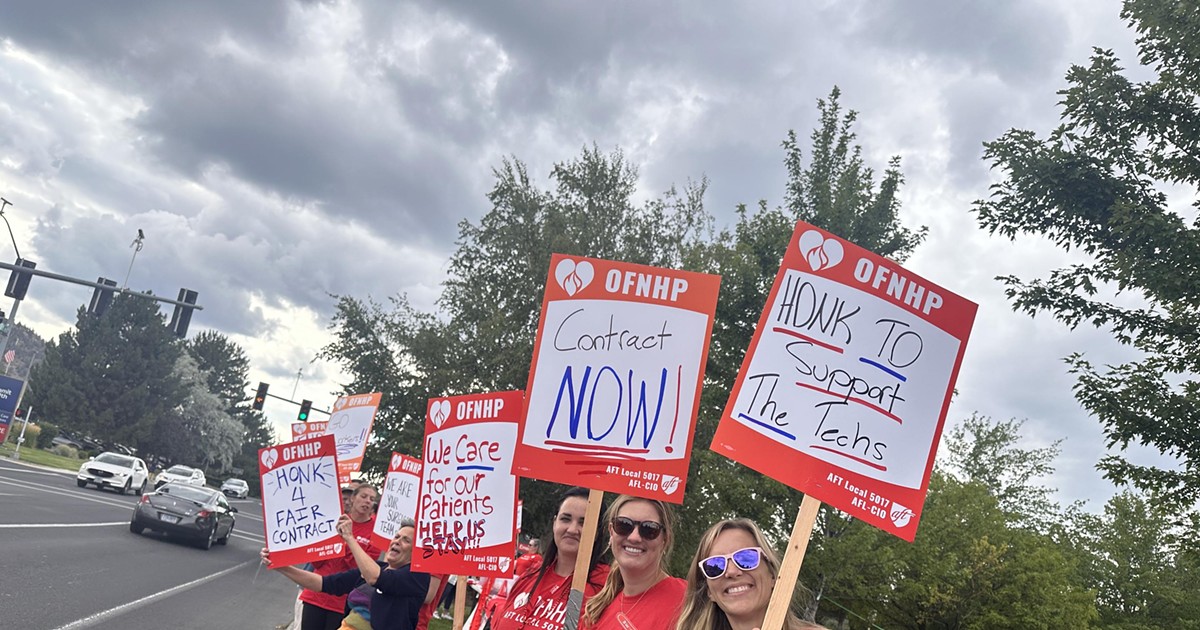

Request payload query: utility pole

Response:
[291,367,303,399]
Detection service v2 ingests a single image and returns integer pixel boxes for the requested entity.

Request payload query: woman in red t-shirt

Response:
[491,487,610,630]
[581,495,685,630]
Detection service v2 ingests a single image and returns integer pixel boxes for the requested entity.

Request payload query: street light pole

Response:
[122,228,145,290]
[0,198,20,260]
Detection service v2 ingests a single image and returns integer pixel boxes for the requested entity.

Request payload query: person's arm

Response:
[260,547,323,591]
[337,514,382,584]
[425,575,443,604]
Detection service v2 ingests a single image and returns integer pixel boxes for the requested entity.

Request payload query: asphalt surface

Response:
[0,456,300,630]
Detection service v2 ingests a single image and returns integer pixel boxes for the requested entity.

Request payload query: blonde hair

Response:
[582,495,677,625]
[673,518,809,630]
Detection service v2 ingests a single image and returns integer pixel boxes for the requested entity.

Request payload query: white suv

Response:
[77,452,150,495]
[154,464,207,489]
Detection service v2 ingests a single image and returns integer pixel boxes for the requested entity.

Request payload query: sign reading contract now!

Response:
[712,221,977,541]
[259,434,344,566]
[514,254,720,503]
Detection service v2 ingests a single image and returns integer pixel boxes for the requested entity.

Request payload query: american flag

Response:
[3,350,14,364]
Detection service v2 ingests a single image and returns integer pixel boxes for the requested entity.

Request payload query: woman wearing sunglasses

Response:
[582,495,686,629]
[492,486,610,630]
[676,518,822,630]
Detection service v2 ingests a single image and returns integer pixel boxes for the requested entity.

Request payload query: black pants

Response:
[301,602,343,630]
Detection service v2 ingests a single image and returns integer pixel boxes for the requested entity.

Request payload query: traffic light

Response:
[169,288,199,338]
[253,382,269,411]
[88,277,118,317]
[298,399,312,422]
[4,258,36,300]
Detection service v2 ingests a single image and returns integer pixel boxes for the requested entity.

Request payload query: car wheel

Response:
[217,523,232,545]
[199,524,217,550]
[119,479,132,495]
[130,520,144,535]
[76,479,87,488]
[136,481,146,495]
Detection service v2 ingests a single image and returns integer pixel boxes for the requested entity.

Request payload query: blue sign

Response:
[0,375,25,443]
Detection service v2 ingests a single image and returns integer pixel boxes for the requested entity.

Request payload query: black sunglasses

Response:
[698,547,763,579]
[611,516,664,540]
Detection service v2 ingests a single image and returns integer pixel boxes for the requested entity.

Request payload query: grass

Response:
[427,618,453,630]
[0,441,87,472]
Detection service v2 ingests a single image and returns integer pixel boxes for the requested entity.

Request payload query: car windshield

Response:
[224,479,246,487]
[159,484,213,503]
[96,453,135,467]
[165,465,194,475]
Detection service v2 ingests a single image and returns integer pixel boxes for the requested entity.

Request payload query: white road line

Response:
[49,559,257,630]
[0,521,126,528]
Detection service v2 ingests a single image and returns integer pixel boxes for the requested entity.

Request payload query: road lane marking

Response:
[0,477,137,511]
[0,521,126,528]
[49,559,257,630]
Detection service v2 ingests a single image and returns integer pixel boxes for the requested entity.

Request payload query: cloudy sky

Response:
[0,0,1175,509]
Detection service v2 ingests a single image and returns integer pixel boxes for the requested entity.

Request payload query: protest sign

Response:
[414,390,521,579]
[290,420,328,441]
[371,452,423,551]
[324,392,382,485]
[712,221,976,541]
[0,375,22,444]
[513,254,720,503]
[259,434,344,566]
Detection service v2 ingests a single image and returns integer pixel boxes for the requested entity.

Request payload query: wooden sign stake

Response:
[761,495,822,630]
[563,488,605,630]
[452,574,467,630]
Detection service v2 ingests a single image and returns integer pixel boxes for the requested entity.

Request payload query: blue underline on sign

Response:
[457,465,495,471]
[737,413,796,441]
[858,358,907,381]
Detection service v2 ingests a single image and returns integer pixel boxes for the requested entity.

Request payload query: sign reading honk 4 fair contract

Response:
[514,254,720,503]
[712,221,977,541]
[259,434,344,566]
[414,390,521,579]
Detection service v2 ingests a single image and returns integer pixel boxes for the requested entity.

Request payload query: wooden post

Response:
[761,495,822,630]
[563,488,605,630]
[452,574,468,630]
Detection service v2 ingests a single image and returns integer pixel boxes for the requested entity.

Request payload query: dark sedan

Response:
[129,482,238,549]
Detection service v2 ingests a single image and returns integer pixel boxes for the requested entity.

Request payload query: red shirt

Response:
[491,560,610,630]
[583,576,686,630]
[300,517,382,613]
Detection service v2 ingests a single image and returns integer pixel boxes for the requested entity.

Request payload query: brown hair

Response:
[582,495,677,625]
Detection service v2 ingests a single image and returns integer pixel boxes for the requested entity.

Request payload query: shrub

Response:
[6,422,39,445]
[52,444,78,458]
[36,422,58,449]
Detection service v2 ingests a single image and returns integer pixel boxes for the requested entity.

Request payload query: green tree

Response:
[972,0,1200,507]
[1076,491,1200,628]
[873,473,1096,630]
[151,352,244,471]
[188,331,274,483]
[26,293,184,455]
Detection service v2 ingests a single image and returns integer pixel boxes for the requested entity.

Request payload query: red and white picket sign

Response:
[259,434,344,566]
[513,254,720,503]
[325,392,382,486]
[413,390,521,579]
[712,221,977,541]
[371,452,423,552]
[290,421,328,441]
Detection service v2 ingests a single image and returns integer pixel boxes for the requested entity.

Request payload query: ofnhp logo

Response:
[799,230,844,272]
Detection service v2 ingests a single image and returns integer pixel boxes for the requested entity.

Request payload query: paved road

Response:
[0,456,300,630]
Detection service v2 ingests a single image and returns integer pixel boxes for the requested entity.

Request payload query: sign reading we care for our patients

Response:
[259,434,344,566]
[712,221,976,541]
[514,254,720,503]
[413,390,521,579]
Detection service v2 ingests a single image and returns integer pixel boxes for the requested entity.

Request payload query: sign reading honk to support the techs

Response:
[712,221,977,541]
[259,434,344,567]
[514,254,720,503]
